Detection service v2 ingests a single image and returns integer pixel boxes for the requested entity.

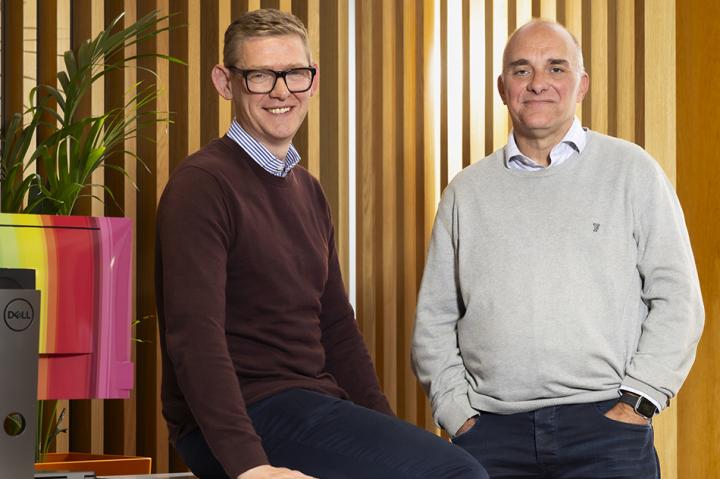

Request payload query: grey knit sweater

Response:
[412,131,704,436]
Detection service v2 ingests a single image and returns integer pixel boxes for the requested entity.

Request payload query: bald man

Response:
[412,20,703,479]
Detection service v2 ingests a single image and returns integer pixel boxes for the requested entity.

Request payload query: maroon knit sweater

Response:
[155,137,392,478]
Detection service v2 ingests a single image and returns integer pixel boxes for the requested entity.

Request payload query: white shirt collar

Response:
[505,117,586,171]
[226,119,301,177]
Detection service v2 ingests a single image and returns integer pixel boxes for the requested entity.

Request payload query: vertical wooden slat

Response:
[236,0,262,14]
[644,1,675,182]
[169,1,190,174]
[293,0,320,177]
[446,1,463,181]
[483,0,494,155]
[0,0,20,126]
[135,0,170,472]
[516,0,533,27]
[615,0,634,142]
[461,0,470,168]
[36,0,57,146]
[468,0,485,163]
[218,0,232,137]
[561,0,583,120]
[677,2,720,477]
[317,0,350,279]
[492,0,508,150]
[261,0,291,9]
[164,3,191,469]
[634,0,644,147]
[644,2,677,476]
[67,0,91,215]
[379,0,398,410]
[187,1,202,156]
[439,0,448,190]
[420,0,438,432]
[580,0,592,126]
[355,0,377,365]
[540,0,556,19]
[589,0,607,133]
[89,1,104,219]
[200,1,221,146]
[398,0,418,424]
[606,0,618,137]
[305,0,320,179]
[103,0,125,219]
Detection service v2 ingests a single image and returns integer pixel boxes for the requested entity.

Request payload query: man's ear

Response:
[497,75,507,105]
[576,71,590,103]
[212,64,234,100]
[310,63,320,97]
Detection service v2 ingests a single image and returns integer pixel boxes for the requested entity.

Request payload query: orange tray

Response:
[35,452,152,475]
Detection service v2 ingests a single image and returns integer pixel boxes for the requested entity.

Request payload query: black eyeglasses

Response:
[226,66,317,94]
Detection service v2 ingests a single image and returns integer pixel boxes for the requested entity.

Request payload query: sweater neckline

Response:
[496,130,597,179]
[219,135,297,188]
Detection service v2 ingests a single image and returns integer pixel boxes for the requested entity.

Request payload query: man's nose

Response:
[527,71,549,94]
[269,76,291,99]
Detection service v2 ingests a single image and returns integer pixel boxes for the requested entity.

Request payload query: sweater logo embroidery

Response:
[593,222,600,232]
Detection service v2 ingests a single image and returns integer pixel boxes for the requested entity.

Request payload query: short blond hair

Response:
[223,9,311,67]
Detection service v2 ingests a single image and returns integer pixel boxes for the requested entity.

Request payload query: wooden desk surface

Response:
[98,474,197,479]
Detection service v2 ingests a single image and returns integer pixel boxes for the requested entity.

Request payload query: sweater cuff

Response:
[224,440,269,479]
[620,376,669,412]
[435,393,478,437]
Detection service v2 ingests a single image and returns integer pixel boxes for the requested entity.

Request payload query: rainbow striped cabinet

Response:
[0,213,133,400]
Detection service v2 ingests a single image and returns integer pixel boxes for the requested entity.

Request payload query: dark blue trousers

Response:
[452,399,660,479]
[176,388,487,479]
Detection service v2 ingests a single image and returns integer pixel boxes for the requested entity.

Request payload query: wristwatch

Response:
[618,391,658,419]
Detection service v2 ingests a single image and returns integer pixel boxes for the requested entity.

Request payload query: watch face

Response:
[637,399,657,418]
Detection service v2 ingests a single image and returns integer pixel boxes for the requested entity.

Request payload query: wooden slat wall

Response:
[1,0,717,476]
[676,0,720,477]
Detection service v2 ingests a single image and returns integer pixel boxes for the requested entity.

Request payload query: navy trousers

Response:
[452,399,660,479]
[176,388,488,479]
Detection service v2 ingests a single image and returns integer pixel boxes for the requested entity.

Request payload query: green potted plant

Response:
[1,9,179,215]
[0,9,181,473]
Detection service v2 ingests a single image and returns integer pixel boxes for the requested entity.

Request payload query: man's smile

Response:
[265,106,293,114]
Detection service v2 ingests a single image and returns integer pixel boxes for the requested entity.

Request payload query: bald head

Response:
[504,20,585,73]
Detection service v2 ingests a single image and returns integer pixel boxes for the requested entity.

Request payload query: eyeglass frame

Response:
[226,66,317,94]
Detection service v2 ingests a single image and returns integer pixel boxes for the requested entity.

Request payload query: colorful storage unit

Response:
[0,213,133,399]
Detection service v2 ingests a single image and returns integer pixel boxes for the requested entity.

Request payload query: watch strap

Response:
[618,391,657,419]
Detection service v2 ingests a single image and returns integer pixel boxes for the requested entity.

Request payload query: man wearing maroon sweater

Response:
[155,9,486,479]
